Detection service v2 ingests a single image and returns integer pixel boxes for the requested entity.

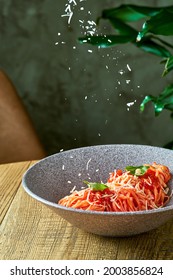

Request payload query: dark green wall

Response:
[0,0,173,155]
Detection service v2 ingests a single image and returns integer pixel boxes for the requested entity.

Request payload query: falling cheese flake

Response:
[86,158,91,170]
[126,80,131,84]
[62,165,65,170]
[127,102,135,107]
[70,186,76,193]
[88,20,96,26]
[79,18,97,36]
[71,0,77,4]
[127,64,132,71]
[126,100,137,111]
[88,49,93,53]
[118,69,124,75]
[61,0,77,24]
[87,30,95,36]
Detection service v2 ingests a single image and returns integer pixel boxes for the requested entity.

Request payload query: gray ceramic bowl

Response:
[22,144,173,236]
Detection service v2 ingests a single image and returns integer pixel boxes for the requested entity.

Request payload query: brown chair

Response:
[0,70,46,164]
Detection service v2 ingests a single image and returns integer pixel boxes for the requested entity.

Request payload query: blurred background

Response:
[0,0,173,156]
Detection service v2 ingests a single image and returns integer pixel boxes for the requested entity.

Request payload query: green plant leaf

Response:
[137,10,173,41]
[101,4,169,22]
[125,165,150,176]
[83,181,108,191]
[163,56,173,76]
[135,38,171,58]
[140,84,173,116]
[78,35,134,48]
[79,15,171,57]
[140,95,156,112]
[79,35,171,58]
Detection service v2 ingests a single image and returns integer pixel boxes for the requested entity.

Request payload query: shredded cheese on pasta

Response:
[58,162,171,212]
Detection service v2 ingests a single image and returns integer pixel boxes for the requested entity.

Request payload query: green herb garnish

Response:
[83,180,108,191]
[125,165,150,176]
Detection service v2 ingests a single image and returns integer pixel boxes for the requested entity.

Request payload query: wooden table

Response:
[0,161,173,260]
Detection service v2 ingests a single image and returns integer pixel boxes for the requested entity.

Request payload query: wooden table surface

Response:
[0,160,173,260]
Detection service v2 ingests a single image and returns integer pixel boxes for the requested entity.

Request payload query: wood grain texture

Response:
[0,161,33,223]
[0,161,173,260]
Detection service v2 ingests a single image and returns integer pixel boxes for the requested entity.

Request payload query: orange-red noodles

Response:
[58,162,171,212]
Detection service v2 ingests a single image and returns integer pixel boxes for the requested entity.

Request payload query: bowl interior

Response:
[23,144,173,208]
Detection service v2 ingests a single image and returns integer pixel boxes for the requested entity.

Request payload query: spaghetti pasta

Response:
[58,162,171,212]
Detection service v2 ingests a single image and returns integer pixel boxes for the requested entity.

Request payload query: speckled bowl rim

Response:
[22,144,173,216]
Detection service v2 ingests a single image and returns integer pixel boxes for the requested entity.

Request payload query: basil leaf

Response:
[83,181,108,191]
[125,165,150,176]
